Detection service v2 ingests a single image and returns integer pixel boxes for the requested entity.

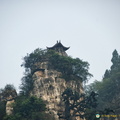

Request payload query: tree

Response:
[85,50,120,114]
[0,85,17,120]
[111,49,120,71]
[21,48,47,74]
[19,73,33,96]
[49,52,92,82]
[0,101,6,120]
[0,84,17,101]
[103,69,110,79]
[3,95,54,120]
[60,88,98,120]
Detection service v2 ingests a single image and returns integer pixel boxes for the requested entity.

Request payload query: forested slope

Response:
[86,50,120,114]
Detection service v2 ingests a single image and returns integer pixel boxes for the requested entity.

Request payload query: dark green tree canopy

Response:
[111,49,120,73]
[0,101,6,120]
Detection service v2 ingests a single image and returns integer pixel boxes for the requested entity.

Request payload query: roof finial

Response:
[59,40,61,43]
[57,40,58,43]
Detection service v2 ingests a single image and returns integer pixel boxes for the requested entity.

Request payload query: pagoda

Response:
[47,41,70,56]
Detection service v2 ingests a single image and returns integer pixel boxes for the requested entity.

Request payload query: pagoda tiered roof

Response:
[47,41,70,51]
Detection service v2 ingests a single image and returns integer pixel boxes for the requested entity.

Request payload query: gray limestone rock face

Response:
[30,62,83,120]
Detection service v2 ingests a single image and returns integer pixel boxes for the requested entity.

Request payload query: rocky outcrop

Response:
[6,100,14,115]
[0,85,17,115]
[31,61,83,120]
[6,95,15,115]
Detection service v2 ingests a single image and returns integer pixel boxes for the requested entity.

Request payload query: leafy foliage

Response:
[20,73,33,96]
[21,48,47,73]
[3,95,54,120]
[48,51,92,82]
[0,84,17,120]
[0,101,6,120]
[0,84,17,101]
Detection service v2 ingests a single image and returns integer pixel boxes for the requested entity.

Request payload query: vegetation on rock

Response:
[0,84,17,120]
[3,95,54,120]
[1,47,119,120]
[0,84,17,101]
[20,48,92,95]
[48,50,92,82]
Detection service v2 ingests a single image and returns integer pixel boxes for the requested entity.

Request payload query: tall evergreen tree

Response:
[86,50,120,114]
[111,49,120,71]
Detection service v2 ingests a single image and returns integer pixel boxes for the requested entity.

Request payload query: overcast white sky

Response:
[0,0,120,92]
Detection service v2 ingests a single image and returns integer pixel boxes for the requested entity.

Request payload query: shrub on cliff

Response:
[3,96,54,120]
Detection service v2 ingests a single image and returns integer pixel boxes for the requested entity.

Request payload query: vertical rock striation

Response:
[31,61,83,120]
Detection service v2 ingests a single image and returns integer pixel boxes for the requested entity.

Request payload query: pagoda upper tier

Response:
[47,41,70,56]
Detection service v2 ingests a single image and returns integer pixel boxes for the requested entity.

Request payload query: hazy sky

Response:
[0,0,120,92]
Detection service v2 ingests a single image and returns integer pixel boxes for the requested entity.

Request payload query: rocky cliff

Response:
[30,61,83,120]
